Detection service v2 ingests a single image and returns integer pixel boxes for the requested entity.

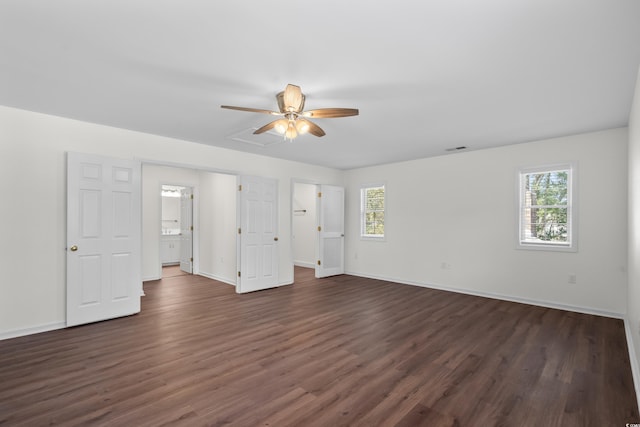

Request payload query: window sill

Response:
[361,235,385,242]
[517,242,577,253]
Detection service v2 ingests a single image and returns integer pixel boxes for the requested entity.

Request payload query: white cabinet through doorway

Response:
[161,235,181,265]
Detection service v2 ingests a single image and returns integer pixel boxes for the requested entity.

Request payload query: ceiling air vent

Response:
[227,128,285,147]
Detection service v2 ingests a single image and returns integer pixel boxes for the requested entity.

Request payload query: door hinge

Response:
[318,192,322,198]
[190,226,194,231]
[317,226,322,232]
[238,227,241,234]
[190,194,194,199]
[190,257,193,262]
[238,271,241,277]
[238,184,242,191]
[317,260,321,266]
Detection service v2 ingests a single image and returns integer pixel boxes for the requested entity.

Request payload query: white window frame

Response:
[517,163,577,252]
[360,183,385,241]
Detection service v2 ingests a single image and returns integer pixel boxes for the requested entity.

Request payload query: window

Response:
[518,164,576,251]
[361,184,385,239]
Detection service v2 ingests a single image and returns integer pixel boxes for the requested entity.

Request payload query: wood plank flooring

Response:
[162,265,190,278]
[0,267,638,426]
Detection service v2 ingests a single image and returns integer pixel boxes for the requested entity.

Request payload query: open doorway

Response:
[292,182,318,278]
[292,181,345,281]
[142,163,238,286]
[161,184,193,278]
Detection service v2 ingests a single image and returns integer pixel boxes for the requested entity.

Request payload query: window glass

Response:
[361,185,385,239]
[518,165,575,251]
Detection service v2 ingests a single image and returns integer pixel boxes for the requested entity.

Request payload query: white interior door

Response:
[179,187,193,273]
[66,152,141,327]
[316,184,345,278]
[237,175,279,293]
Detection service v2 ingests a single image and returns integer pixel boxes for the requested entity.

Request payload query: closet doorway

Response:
[292,181,345,280]
[292,182,318,272]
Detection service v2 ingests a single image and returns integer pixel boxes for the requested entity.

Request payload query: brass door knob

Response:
[70,245,78,252]
[274,237,279,241]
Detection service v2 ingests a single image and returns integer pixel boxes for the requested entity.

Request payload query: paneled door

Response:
[179,187,193,274]
[66,152,141,327]
[316,185,345,278]
[237,175,279,293]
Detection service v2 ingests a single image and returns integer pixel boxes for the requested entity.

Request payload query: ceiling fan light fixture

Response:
[221,83,358,141]
[295,119,310,135]
[285,121,298,140]
[273,118,289,134]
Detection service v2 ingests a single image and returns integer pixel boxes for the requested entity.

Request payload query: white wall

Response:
[292,182,317,267]
[198,171,237,284]
[345,128,629,315]
[0,105,343,339]
[627,66,640,404]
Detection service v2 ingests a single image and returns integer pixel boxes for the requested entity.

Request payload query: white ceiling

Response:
[1,1,639,170]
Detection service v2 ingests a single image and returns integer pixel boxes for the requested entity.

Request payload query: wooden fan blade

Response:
[298,118,326,137]
[221,105,281,115]
[301,108,359,118]
[253,120,281,134]
[283,84,305,112]
[276,92,286,113]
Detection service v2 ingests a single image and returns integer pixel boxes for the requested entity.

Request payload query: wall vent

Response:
[445,146,468,152]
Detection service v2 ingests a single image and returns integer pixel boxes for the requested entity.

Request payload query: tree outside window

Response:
[361,185,385,238]
[519,165,575,251]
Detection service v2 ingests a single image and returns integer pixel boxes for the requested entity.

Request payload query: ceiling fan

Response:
[221,84,359,140]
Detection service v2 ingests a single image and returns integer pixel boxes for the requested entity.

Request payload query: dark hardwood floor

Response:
[0,267,638,426]
[162,264,190,278]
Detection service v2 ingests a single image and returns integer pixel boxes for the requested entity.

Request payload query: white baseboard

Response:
[624,318,640,414]
[143,275,161,282]
[344,270,625,319]
[0,321,66,341]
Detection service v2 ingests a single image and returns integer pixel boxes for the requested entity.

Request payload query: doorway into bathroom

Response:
[161,185,193,276]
